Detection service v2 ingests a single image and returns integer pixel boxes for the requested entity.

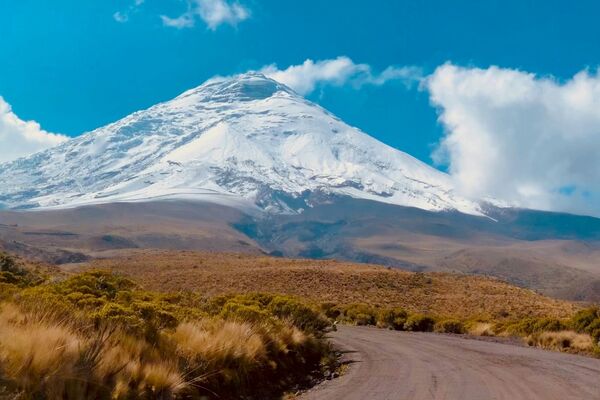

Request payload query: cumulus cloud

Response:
[161,14,195,28]
[113,11,129,23]
[427,63,600,216]
[113,0,145,23]
[161,0,249,30]
[261,57,422,95]
[0,97,67,163]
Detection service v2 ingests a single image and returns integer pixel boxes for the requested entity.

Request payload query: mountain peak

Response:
[0,73,483,216]
[178,71,296,103]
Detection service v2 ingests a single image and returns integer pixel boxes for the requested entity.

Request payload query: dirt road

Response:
[301,325,600,400]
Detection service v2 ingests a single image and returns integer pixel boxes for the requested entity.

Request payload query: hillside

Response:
[3,198,600,303]
[80,250,578,320]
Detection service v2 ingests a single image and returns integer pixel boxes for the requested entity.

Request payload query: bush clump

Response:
[209,293,331,335]
[570,307,600,343]
[435,319,465,334]
[377,307,408,330]
[403,314,436,332]
[0,252,43,287]
[339,304,378,326]
[267,295,331,334]
[502,317,567,336]
[0,269,336,399]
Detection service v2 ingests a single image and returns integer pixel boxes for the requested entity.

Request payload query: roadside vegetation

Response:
[0,252,337,400]
[84,251,600,355]
[1,250,598,399]
[88,250,578,320]
[321,302,600,355]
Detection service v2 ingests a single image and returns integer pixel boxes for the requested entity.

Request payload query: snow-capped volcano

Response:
[0,72,482,215]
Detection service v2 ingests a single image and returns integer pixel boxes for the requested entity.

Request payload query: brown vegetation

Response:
[1,248,597,399]
[526,331,595,353]
[0,252,337,399]
[82,251,600,356]
[84,250,578,320]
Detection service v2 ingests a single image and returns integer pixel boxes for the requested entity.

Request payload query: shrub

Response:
[571,307,599,333]
[0,276,336,400]
[219,301,271,323]
[404,314,436,332]
[435,319,465,334]
[320,302,341,320]
[0,252,42,287]
[267,295,330,334]
[213,294,331,336]
[341,304,378,326]
[16,271,209,343]
[533,318,566,332]
[377,307,408,330]
[585,318,600,343]
[503,317,567,336]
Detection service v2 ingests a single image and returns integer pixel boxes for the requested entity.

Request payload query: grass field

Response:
[0,252,339,399]
[2,249,599,399]
[82,250,578,320]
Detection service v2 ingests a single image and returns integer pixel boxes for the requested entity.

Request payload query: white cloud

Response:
[0,97,68,163]
[197,0,249,29]
[113,0,145,23]
[161,14,195,28]
[113,11,129,23]
[260,57,422,95]
[427,63,600,216]
[161,0,250,30]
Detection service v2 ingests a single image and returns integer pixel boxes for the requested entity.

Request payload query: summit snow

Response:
[0,73,482,215]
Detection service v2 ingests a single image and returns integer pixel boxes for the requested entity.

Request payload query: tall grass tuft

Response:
[0,269,335,399]
[527,331,594,353]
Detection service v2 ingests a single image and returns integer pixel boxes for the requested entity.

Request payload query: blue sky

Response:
[1,0,597,159]
[1,0,600,215]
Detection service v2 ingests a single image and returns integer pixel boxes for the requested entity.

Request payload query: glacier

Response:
[0,72,482,215]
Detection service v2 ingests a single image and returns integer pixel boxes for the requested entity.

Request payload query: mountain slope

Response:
[0,73,481,215]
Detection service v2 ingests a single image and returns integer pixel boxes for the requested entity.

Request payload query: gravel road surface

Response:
[301,325,600,400]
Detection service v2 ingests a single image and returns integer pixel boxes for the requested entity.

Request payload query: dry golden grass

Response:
[527,330,595,353]
[0,304,81,398]
[173,320,267,374]
[467,322,495,336]
[0,303,190,399]
[0,292,328,400]
[83,250,579,320]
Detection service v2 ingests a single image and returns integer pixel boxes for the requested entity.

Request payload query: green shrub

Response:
[341,304,377,326]
[0,252,42,287]
[377,307,408,330]
[267,295,330,334]
[587,319,600,343]
[435,319,465,334]
[210,294,331,335]
[571,308,600,333]
[502,317,566,336]
[219,301,271,322]
[320,302,342,320]
[404,314,436,332]
[15,271,209,344]
[55,270,136,300]
[532,318,566,333]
